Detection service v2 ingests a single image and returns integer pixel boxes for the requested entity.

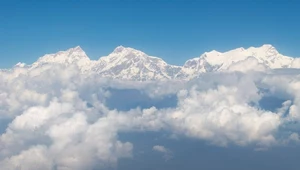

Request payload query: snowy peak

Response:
[14,44,300,81]
[112,45,127,53]
[247,44,279,58]
[178,44,296,78]
[258,44,278,52]
[37,46,89,62]
[201,50,221,58]
[67,46,86,55]
[201,44,278,60]
[260,44,275,49]
[109,45,147,58]
[14,62,26,68]
[201,44,284,67]
[31,46,91,71]
[100,46,150,65]
[95,46,180,80]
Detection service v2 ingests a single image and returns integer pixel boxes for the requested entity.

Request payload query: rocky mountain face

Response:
[11,44,300,81]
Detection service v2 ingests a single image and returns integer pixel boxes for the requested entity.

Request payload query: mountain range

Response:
[11,44,300,81]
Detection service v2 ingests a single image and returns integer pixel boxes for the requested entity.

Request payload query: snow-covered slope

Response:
[10,44,300,81]
[177,44,298,79]
[93,46,181,80]
[30,46,97,72]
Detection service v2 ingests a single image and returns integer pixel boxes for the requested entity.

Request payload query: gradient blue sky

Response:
[1,0,300,68]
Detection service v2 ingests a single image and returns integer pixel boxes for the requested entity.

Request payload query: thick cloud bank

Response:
[1,64,300,169]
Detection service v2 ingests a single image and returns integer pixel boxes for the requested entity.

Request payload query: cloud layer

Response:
[1,63,300,169]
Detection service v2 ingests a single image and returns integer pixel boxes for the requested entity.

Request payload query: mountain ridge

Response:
[10,44,300,81]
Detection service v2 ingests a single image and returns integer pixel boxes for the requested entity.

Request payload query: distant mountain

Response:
[177,44,299,79]
[93,46,181,80]
[30,46,96,73]
[11,44,300,81]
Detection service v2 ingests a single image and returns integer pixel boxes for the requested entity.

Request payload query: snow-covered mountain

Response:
[11,44,300,81]
[177,44,299,79]
[92,46,181,80]
[31,46,96,72]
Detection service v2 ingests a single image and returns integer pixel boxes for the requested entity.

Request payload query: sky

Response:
[2,2,300,168]
[1,0,300,68]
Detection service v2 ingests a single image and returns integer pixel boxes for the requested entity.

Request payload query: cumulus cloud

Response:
[1,62,300,169]
[165,85,280,146]
[0,64,133,170]
[153,145,173,161]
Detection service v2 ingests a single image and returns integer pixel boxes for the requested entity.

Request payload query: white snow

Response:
[178,44,298,78]
[13,44,300,81]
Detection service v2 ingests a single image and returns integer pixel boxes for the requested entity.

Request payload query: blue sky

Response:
[1,0,300,68]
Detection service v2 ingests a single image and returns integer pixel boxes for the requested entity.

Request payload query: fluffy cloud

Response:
[0,65,133,170]
[164,85,280,147]
[1,63,300,169]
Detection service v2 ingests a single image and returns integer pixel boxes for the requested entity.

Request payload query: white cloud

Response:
[1,62,300,169]
[0,64,134,170]
[0,145,52,170]
[163,85,280,147]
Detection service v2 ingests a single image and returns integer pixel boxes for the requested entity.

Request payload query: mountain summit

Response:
[94,46,181,80]
[177,44,296,78]
[15,44,300,81]
[31,45,91,71]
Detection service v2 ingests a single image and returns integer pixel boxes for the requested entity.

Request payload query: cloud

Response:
[1,62,300,169]
[0,64,133,170]
[0,145,52,170]
[152,145,173,161]
[0,98,133,170]
[164,85,280,147]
